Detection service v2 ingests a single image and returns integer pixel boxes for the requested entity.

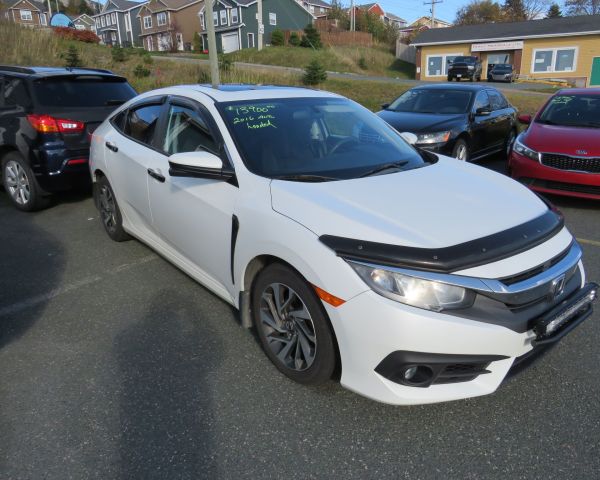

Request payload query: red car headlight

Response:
[513,134,540,161]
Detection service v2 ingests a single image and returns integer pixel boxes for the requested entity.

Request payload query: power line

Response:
[423,0,443,27]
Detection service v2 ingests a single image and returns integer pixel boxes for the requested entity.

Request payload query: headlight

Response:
[349,262,475,312]
[513,134,540,161]
[467,65,475,70]
[416,131,451,144]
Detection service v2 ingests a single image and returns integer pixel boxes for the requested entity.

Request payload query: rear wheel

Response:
[452,138,469,161]
[252,263,336,385]
[1,152,49,211]
[95,176,130,242]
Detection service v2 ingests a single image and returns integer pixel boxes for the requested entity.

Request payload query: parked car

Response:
[447,56,482,82]
[488,64,515,83]
[0,66,136,211]
[510,88,600,200]
[377,84,517,161]
[90,85,597,405]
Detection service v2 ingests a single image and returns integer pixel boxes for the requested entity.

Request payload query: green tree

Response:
[300,23,322,49]
[78,0,92,15]
[270,28,284,46]
[111,45,126,62]
[133,64,151,78]
[63,45,81,68]
[303,59,327,85]
[546,2,563,16]
[67,0,78,15]
[289,31,301,46]
[192,32,202,52]
[455,0,504,25]
[327,0,350,29]
[503,0,527,20]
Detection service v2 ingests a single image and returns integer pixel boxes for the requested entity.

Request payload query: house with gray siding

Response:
[197,0,315,54]
[93,0,147,47]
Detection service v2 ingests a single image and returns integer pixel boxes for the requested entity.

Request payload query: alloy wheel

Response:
[259,283,317,372]
[4,160,30,206]
[455,144,468,161]
[98,184,117,233]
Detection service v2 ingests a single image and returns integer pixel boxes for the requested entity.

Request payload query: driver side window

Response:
[163,104,218,156]
[473,91,490,112]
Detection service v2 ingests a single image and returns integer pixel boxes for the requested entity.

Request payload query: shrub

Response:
[133,64,151,78]
[142,53,154,65]
[197,69,211,84]
[63,45,82,68]
[111,46,126,63]
[193,32,202,52]
[53,27,100,44]
[300,23,322,49]
[303,59,327,85]
[289,32,301,46]
[358,56,368,70]
[270,28,284,46]
[219,54,232,73]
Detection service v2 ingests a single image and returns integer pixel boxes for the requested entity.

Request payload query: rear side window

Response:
[473,91,490,111]
[124,104,162,146]
[2,78,30,107]
[32,76,136,108]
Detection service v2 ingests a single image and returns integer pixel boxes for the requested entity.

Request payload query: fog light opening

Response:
[401,365,434,386]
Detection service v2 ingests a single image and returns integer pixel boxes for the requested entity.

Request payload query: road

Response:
[1,160,599,479]
[153,55,555,95]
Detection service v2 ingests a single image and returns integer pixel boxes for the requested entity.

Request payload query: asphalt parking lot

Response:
[1,159,599,479]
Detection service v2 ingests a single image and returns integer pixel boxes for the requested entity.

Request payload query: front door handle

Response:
[105,141,118,153]
[147,168,165,183]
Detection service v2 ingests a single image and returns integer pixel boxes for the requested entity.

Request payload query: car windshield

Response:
[537,94,600,128]
[388,89,472,114]
[32,76,136,107]
[219,97,428,180]
[452,57,476,64]
[492,65,512,71]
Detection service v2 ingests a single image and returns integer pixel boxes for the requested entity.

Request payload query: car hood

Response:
[270,156,548,249]
[377,110,464,134]
[524,123,600,156]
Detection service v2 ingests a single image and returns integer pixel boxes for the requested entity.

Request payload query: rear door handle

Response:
[105,142,118,153]
[147,168,165,183]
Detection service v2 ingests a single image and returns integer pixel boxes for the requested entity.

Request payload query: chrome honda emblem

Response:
[576,149,588,155]
[550,274,566,299]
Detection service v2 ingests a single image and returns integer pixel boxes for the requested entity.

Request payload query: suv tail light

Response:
[27,114,85,134]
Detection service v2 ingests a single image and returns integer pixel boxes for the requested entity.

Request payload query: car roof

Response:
[0,65,120,79]
[556,88,600,96]
[157,84,343,103]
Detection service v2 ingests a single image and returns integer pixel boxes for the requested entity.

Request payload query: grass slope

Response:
[0,22,548,115]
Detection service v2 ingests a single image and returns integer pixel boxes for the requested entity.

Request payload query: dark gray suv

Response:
[447,56,482,82]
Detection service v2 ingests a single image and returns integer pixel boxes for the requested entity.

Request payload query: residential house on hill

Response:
[197,0,315,54]
[71,13,96,31]
[1,0,48,27]
[138,0,202,52]
[384,11,406,29]
[348,3,405,29]
[93,0,146,47]
[298,0,331,18]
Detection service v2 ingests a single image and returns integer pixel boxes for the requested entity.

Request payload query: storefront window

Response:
[533,50,553,72]
[555,49,575,71]
[426,54,461,76]
[533,48,576,73]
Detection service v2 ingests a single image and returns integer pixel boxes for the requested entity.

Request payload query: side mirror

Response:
[400,132,418,145]
[169,151,234,181]
[381,103,390,110]
[518,114,532,124]
[475,107,491,116]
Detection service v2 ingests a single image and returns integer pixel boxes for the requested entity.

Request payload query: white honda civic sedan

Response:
[90,85,596,405]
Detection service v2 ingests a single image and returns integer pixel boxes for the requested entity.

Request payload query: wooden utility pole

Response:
[257,0,263,51]
[205,0,220,88]
[423,0,443,28]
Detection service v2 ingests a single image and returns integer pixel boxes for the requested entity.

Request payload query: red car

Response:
[509,88,600,200]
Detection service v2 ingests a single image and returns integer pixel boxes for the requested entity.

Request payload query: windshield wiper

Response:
[272,174,339,182]
[360,161,409,177]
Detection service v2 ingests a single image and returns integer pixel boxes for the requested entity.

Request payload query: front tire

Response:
[95,175,130,242]
[452,138,470,161]
[504,129,517,160]
[1,152,49,211]
[251,263,337,385]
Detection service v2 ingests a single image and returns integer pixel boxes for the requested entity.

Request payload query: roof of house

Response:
[141,0,202,12]
[413,14,600,46]
[304,0,331,7]
[385,12,407,23]
[2,0,48,11]
[410,16,452,27]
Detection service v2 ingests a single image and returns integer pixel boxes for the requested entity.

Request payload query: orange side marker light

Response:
[313,285,346,307]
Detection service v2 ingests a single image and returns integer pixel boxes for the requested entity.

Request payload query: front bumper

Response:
[510,151,600,200]
[325,278,596,405]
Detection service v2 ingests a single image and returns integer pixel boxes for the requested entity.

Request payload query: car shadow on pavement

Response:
[0,203,65,349]
[114,291,223,480]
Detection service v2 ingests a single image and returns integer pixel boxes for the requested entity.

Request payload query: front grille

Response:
[541,153,600,173]
[521,178,600,196]
[433,363,491,384]
[501,246,571,286]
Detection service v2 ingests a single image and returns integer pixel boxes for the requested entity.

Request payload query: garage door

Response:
[221,33,239,54]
